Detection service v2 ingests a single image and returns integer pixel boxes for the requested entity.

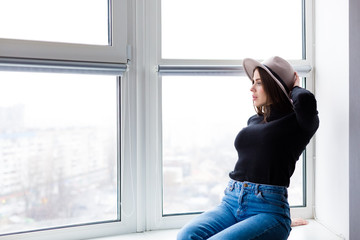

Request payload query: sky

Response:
[0,72,117,128]
[0,0,108,45]
[162,0,302,60]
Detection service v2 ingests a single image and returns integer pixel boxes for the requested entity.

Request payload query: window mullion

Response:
[0,57,127,75]
[157,64,312,76]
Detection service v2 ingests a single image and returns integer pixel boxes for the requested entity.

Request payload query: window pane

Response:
[162,76,304,215]
[288,154,304,206]
[0,72,118,235]
[162,0,303,59]
[0,0,109,45]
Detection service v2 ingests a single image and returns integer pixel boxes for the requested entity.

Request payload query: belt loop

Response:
[229,180,235,191]
[255,184,260,195]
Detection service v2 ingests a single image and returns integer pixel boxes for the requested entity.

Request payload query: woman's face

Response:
[250,69,268,107]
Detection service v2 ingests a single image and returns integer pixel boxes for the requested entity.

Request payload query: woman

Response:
[177,56,319,240]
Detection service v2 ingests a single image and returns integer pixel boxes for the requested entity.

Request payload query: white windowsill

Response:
[90,220,344,240]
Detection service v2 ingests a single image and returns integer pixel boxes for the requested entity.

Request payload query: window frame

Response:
[0,68,137,240]
[144,0,315,230]
[0,0,128,63]
[0,0,135,239]
[0,0,316,238]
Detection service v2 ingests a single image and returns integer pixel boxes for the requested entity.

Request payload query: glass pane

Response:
[162,0,303,59]
[162,76,304,215]
[288,78,306,207]
[288,154,304,206]
[0,0,109,45]
[0,72,118,235]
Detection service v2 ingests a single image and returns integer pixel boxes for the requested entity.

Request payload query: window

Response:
[161,0,303,59]
[162,76,306,215]
[0,0,130,239]
[161,76,253,215]
[0,0,315,238]
[145,0,314,227]
[0,0,127,63]
[0,72,119,235]
[0,66,133,240]
[0,0,109,45]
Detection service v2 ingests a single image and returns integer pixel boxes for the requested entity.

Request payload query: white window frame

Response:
[0,0,128,63]
[0,71,137,240]
[142,0,316,231]
[0,0,316,238]
[0,1,135,239]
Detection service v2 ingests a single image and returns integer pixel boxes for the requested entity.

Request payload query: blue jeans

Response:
[177,180,291,240]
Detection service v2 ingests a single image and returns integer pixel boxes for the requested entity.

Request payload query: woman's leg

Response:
[177,180,291,240]
[177,202,237,240]
[208,213,290,240]
[204,181,291,240]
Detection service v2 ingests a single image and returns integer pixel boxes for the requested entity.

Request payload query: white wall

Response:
[314,0,349,239]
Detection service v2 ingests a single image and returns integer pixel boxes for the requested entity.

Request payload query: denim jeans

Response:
[177,180,291,240]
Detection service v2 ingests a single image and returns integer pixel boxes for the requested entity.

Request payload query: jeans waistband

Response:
[227,179,288,196]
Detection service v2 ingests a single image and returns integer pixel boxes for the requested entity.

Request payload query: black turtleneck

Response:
[229,86,319,187]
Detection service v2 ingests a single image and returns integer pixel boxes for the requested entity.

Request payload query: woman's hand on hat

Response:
[293,72,300,89]
[290,73,300,101]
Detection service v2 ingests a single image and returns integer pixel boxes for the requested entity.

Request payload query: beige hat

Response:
[243,56,296,102]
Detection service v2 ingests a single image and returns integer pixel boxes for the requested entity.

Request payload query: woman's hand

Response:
[293,72,300,88]
[291,218,309,227]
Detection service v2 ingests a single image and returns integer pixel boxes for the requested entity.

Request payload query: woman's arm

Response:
[291,73,319,134]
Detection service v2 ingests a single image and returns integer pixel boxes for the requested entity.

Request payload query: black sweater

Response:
[229,86,319,187]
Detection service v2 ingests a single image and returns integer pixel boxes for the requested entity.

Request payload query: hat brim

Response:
[242,58,292,104]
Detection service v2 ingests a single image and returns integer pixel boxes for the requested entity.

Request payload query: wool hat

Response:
[242,56,296,102]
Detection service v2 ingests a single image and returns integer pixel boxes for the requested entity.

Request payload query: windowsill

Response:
[90,219,344,240]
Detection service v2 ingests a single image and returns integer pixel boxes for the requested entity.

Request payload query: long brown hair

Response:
[254,67,293,121]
